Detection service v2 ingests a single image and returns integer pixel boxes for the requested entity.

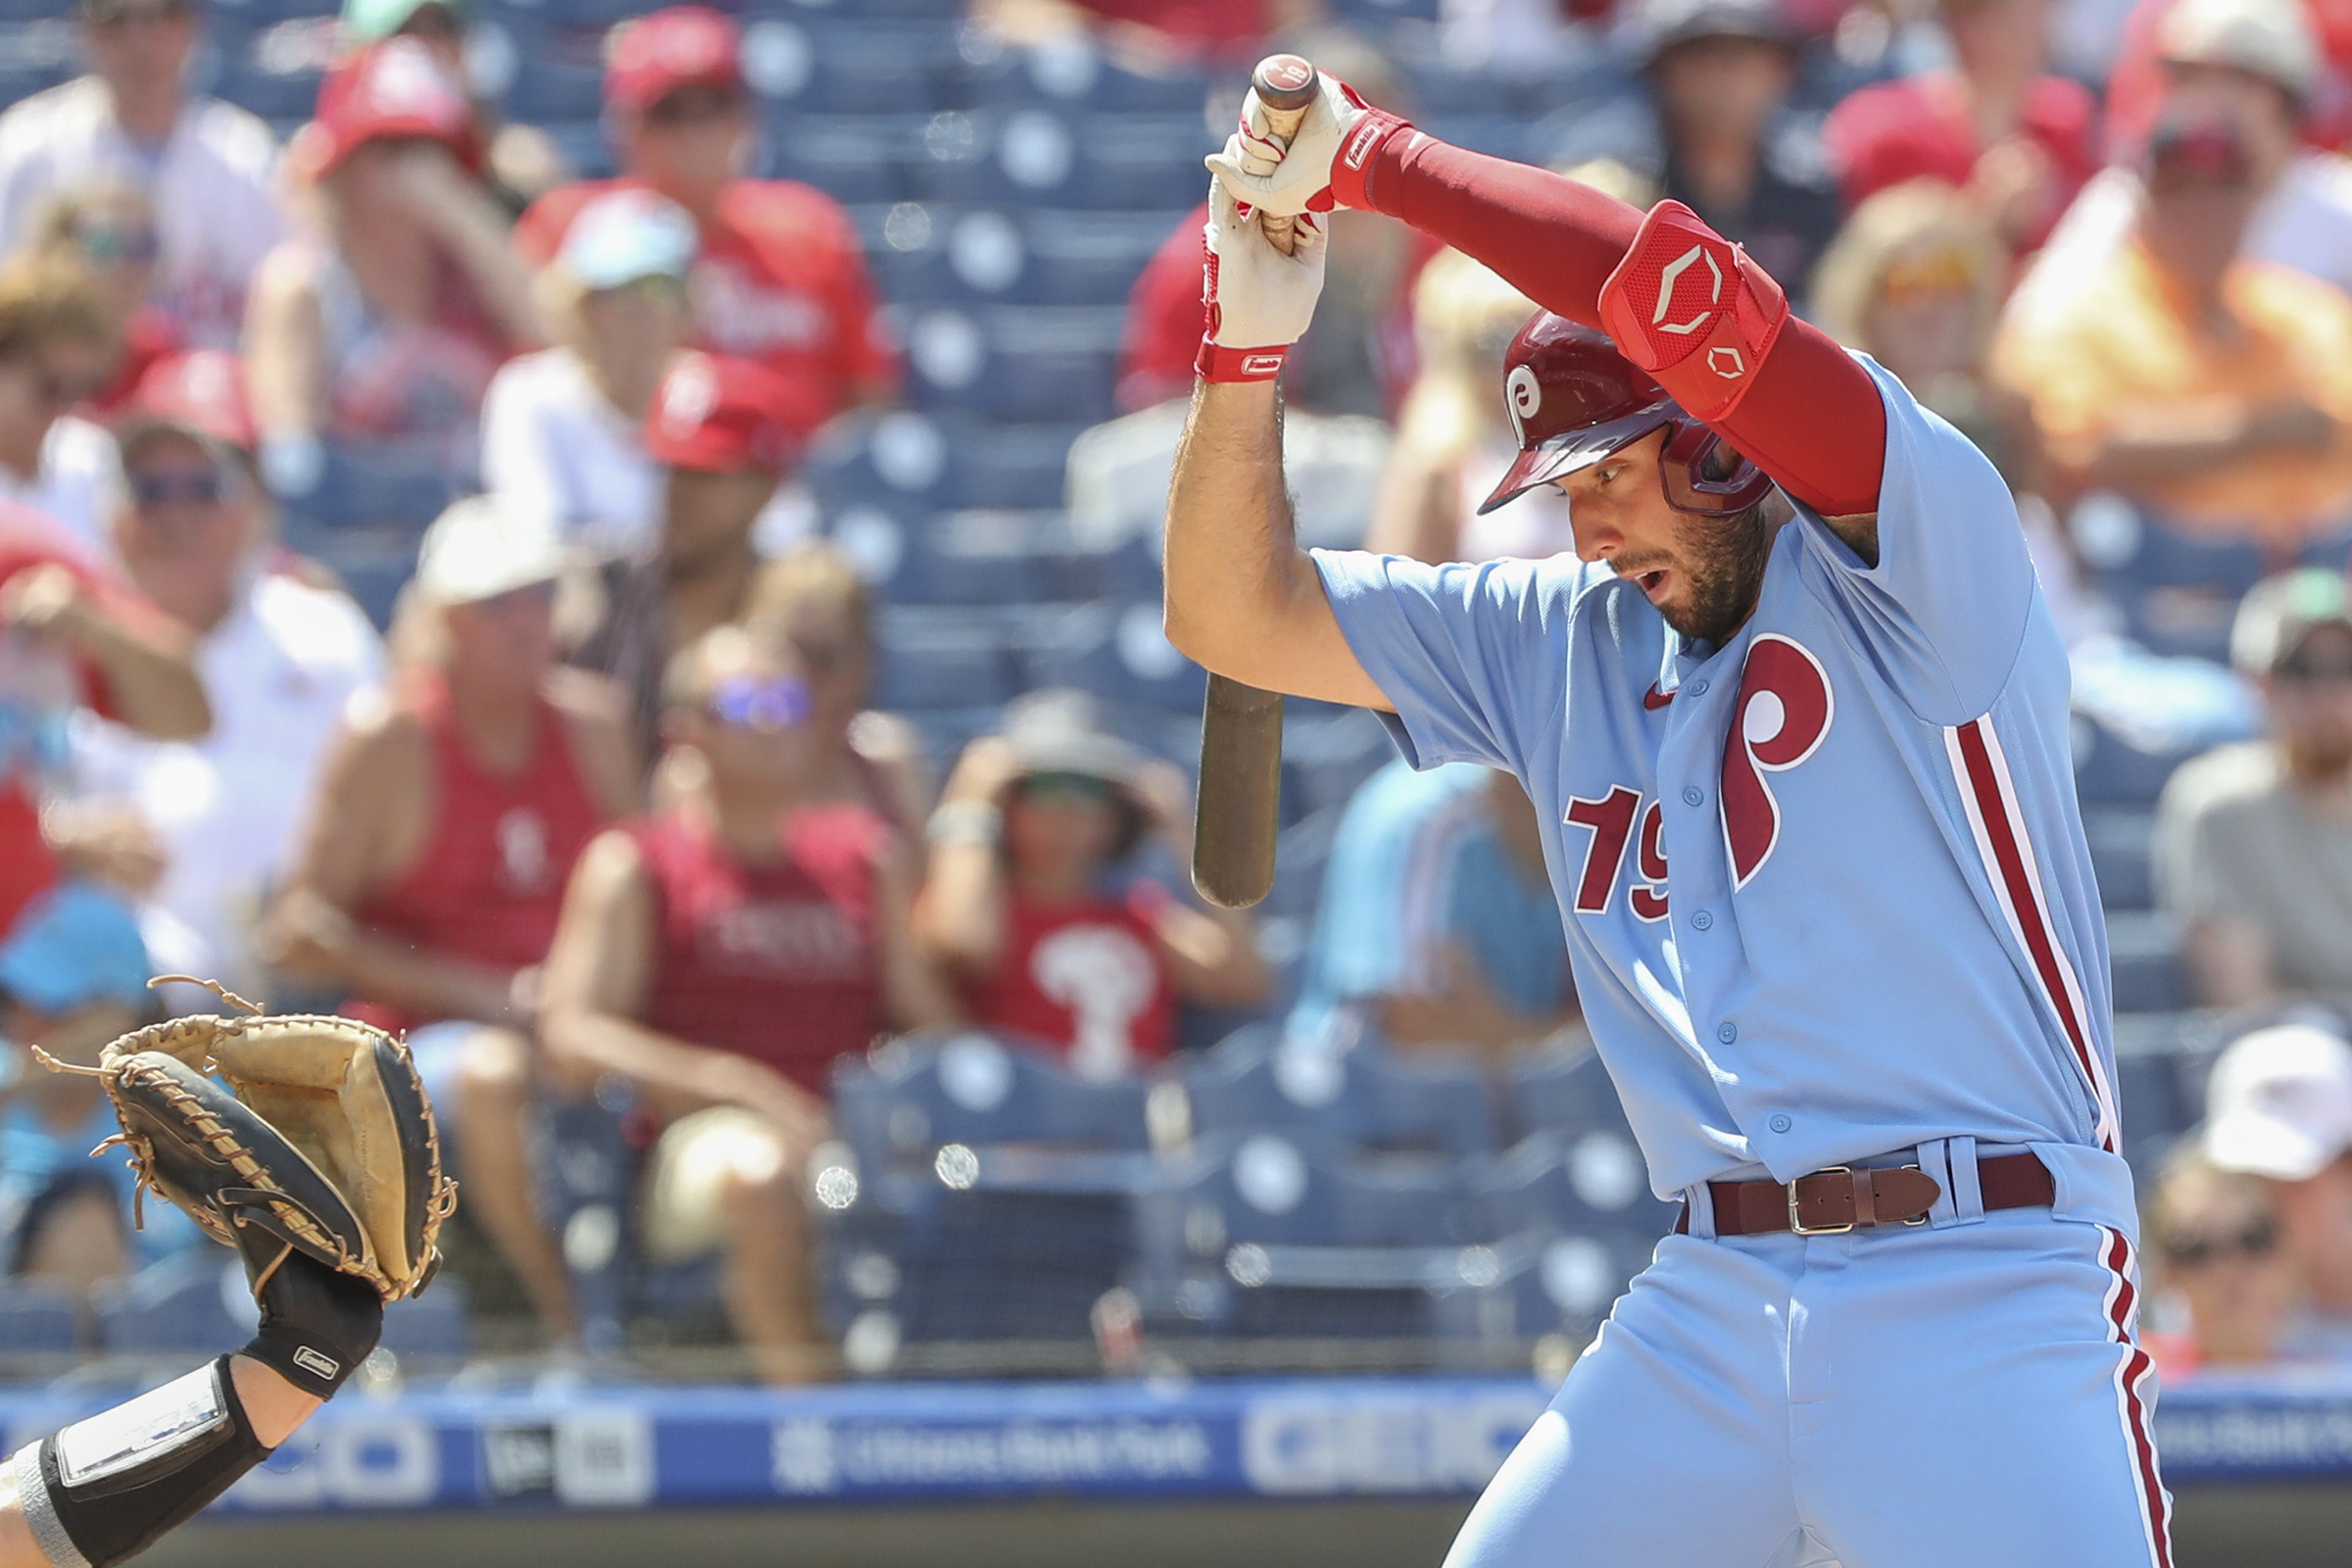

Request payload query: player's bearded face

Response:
[1557,429,1774,645]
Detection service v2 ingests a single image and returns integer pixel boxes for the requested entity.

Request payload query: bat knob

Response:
[1251,53,1318,113]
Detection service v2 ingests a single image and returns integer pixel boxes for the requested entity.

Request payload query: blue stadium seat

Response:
[2072,712,2202,808]
[378,1279,473,1363]
[1331,0,1444,26]
[1017,209,1175,305]
[767,114,914,204]
[1510,1045,1632,1142]
[2114,1040,2193,1182]
[0,1282,79,1359]
[98,1252,255,1354]
[874,508,1102,606]
[216,61,324,121]
[208,0,341,26]
[1281,706,1395,822]
[2106,911,2186,1014]
[1418,115,1530,162]
[752,21,948,116]
[1470,1130,1677,1332]
[1019,600,1207,713]
[905,108,1207,210]
[1178,1026,1500,1158]
[943,417,1084,509]
[503,57,606,123]
[805,410,954,512]
[1130,1132,1480,1340]
[833,1031,1153,1176]
[538,119,618,180]
[872,605,1020,710]
[906,305,1121,424]
[960,40,1208,116]
[2082,807,2156,911]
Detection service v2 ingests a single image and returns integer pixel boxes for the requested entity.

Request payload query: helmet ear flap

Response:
[1658,419,1775,517]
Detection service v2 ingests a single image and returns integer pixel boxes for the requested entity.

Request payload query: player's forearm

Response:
[1163,380,1326,682]
[1347,132,1888,516]
[68,612,210,742]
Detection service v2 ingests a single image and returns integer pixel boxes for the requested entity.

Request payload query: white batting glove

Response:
[1196,181,1327,384]
[1203,73,1412,220]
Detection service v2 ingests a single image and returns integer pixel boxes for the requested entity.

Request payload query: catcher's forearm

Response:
[0,1357,322,1568]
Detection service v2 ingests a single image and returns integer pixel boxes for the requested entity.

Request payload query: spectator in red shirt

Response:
[1823,0,2099,256]
[917,691,1267,1078]
[511,7,896,423]
[245,38,542,497]
[541,623,957,1381]
[265,496,638,1341]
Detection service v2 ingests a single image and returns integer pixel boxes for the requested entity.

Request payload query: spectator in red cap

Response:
[67,351,383,1000]
[245,37,542,499]
[569,351,824,762]
[512,6,895,424]
[1823,0,2098,258]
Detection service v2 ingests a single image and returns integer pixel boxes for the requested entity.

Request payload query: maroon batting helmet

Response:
[1477,313,1774,517]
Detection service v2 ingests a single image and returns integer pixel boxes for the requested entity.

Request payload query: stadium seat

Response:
[97,1251,256,1355]
[944,418,1085,509]
[906,305,1121,424]
[503,57,606,123]
[871,605,1021,710]
[960,38,1208,116]
[2082,807,2157,911]
[1017,209,1176,305]
[1510,1044,1633,1143]
[1018,600,1207,713]
[767,113,914,204]
[2113,1041,2194,1182]
[208,0,341,27]
[1281,706,1395,823]
[538,118,619,180]
[1130,1132,1480,1341]
[215,60,325,121]
[1176,1026,1500,1159]
[1418,115,1530,162]
[1470,1129,1678,1333]
[832,1030,1154,1175]
[0,1282,79,1360]
[0,63,67,112]
[2071,711,2202,808]
[749,21,949,116]
[805,410,954,512]
[876,508,1101,606]
[2106,910,2186,1014]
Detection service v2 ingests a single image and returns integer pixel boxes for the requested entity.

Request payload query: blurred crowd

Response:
[0,0,2349,1382]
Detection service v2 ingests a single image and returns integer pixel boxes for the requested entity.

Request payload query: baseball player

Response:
[1170,72,2167,1567]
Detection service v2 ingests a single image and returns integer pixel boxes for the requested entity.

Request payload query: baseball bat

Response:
[1191,55,1317,911]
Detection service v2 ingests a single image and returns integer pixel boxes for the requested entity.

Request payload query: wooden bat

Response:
[1192,55,1318,912]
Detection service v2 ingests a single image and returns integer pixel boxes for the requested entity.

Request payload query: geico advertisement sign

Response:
[1239,1391,1547,1495]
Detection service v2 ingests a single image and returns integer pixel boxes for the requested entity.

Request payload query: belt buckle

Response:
[1788,1166,1855,1236]
[1900,1163,1928,1226]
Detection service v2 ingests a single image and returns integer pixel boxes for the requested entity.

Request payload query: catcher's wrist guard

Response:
[240,1247,384,1397]
[13,1357,270,1568]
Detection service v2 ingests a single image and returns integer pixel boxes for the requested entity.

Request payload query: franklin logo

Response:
[1343,117,1385,171]
[1242,353,1287,377]
[1653,244,1724,336]
[291,1347,341,1381]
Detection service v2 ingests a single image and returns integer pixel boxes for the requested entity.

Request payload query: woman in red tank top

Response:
[540,625,956,1381]
[915,691,1271,1079]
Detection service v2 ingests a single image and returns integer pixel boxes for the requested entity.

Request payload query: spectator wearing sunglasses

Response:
[916,692,1268,1081]
[21,184,176,418]
[511,6,896,423]
[0,259,125,561]
[63,352,381,1002]
[569,351,825,764]
[264,496,637,1343]
[0,0,285,353]
[541,624,958,1378]
[2199,1022,2352,1360]
[2156,570,2352,1010]
[2142,1145,2294,1378]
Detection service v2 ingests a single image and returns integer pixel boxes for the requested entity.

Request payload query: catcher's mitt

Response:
[42,977,458,1303]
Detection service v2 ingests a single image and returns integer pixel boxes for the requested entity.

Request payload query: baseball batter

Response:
[1171,71,2167,1568]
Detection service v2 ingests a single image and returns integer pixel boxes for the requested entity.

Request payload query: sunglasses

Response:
[2274,655,2352,685]
[1018,771,1114,804]
[708,672,813,731]
[76,221,160,270]
[128,465,229,508]
[2162,1217,2278,1269]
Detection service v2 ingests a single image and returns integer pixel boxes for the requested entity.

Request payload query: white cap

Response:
[2158,0,2318,99]
[2203,1024,2352,1181]
[412,496,564,606]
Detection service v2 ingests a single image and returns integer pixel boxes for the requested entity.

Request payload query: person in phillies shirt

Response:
[916,691,1268,1080]
[541,622,957,1382]
[511,6,896,422]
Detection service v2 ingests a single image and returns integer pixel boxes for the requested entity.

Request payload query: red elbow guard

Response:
[1597,200,1788,424]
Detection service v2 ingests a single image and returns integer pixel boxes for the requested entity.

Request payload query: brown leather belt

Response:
[1673,1152,2054,1238]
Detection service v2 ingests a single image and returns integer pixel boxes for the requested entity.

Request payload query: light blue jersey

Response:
[1313,358,2128,1227]
[1287,760,1573,1049]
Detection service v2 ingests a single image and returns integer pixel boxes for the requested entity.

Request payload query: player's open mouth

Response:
[1635,568,1669,601]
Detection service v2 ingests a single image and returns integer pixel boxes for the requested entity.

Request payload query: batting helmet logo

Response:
[1653,245,1724,337]
[1505,364,1543,447]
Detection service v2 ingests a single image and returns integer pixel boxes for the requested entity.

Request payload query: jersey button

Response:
[1768,1112,1792,1134]
[1682,786,1704,807]
[1716,1021,1738,1044]
[1691,910,1713,931]
[1690,679,1709,696]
